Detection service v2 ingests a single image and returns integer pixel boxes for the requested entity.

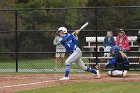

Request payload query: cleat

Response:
[96,70,100,79]
[59,77,69,80]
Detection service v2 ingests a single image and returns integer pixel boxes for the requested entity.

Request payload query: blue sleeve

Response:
[108,58,116,65]
[72,36,79,44]
[60,34,73,43]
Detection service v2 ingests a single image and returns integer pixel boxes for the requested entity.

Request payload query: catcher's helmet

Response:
[110,46,120,56]
[58,27,67,33]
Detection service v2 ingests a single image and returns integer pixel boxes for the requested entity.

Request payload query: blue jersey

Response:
[107,52,129,70]
[59,34,79,54]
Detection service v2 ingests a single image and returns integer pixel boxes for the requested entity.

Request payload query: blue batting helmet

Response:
[110,46,120,56]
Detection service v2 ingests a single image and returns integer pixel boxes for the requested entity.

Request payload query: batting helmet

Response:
[58,27,67,33]
[110,46,120,56]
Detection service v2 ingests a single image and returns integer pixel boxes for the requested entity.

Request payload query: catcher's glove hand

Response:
[95,64,99,70]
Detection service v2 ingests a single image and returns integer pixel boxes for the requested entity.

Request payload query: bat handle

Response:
[72,30,80,35]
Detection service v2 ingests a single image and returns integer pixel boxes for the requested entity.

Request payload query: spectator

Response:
[105,46,129,77]
[115,29,130,52]
[137,30,140,51]
[104,31,115,57]
[53,31,66,70]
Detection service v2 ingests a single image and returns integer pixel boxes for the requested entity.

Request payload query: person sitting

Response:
[104,31,115,57]
[105,46,129,77]
[115,29,130,52]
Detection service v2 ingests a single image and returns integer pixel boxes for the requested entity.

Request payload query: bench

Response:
[84,36,138,50]
[82,36,140,70]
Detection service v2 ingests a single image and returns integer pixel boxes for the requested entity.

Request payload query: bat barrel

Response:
[79,22,88,31]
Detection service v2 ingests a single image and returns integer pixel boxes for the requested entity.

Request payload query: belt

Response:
[73,45,78,50]
[68,47,80,55]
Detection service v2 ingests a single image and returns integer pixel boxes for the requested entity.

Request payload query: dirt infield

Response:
[0,73,140,93]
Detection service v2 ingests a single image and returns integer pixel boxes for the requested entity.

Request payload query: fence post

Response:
[15,10,18,72]
[95,0,99,65]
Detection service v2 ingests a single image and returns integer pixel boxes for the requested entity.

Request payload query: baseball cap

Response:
[118,29,125,33]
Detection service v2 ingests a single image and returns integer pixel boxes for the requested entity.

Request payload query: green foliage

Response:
[15,0,52,55]
[16,0,46,30]
[16,0,30,4]
[88,0,140,6]
[87,0,140,30]
[45,0,88,29]
[45,0,88,8]
[16,0,45,8]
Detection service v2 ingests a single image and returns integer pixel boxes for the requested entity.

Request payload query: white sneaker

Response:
[96,70,100,79]
[59,77,69,80]
[123,70,127,77]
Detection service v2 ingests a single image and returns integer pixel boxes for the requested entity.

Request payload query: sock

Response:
[87,67,97,74]
[65,64,70,77]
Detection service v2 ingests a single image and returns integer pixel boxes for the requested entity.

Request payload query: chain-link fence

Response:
[0,6,140,72]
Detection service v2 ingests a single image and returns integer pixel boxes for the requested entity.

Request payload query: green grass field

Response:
[13,82,140,93]
[0,58,86,69]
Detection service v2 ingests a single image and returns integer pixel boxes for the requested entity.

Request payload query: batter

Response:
[57,27,100,80]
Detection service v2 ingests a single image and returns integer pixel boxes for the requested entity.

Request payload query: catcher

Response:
[105,46,129,77]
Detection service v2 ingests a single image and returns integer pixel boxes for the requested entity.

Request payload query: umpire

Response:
[137,30,140,51]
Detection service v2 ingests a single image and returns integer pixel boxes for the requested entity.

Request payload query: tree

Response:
[16,0,30,4]
[44,0,89,29]
[87,0,140,30]
[16,0,46,30]
[88,0,140,6]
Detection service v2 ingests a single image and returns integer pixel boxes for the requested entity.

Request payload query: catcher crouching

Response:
[105,46,129,77]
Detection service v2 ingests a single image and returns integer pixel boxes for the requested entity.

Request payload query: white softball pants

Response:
[107,70,128,77]
[104,46,112,57]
